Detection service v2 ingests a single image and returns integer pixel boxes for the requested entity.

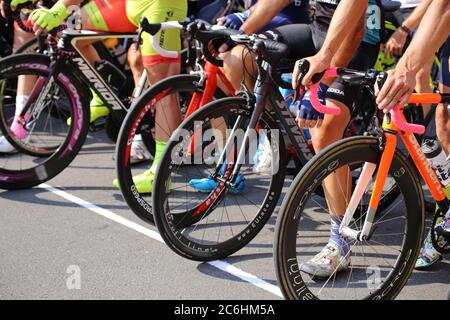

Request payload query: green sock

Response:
[150,140,167,175]
[90,88,104,108]
[444,185,450,199]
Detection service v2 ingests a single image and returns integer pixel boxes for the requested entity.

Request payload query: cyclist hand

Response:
[217,10,250,30]
[292,52,332,89]
[29,1,69,35]
[385,29,408,58]
[296,83,328,129]
[375,63,416,113]
[218,29,245,53]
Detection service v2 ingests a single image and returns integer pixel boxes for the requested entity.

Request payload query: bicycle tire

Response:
[14,36,39,54]
[152,96,287,261]
[0,53,90,189]
[274,136,424,300]
[115,73,227,225]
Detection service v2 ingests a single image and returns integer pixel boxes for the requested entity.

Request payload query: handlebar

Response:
[139,18,239,67]
[139,18,184,59]
[390,105,425,134]
[296,58,433,135]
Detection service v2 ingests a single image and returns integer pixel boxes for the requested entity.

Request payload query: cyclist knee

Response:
[223,46,255,90]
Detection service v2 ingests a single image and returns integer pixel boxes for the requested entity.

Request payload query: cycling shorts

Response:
[266,24,379,112]
[438,37,450,87]
[83,0,187,66]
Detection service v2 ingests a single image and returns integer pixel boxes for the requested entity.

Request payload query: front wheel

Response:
[274,136,424,300]
[115,74,226,225]
[0,54,90,189]
[152,97,287,261]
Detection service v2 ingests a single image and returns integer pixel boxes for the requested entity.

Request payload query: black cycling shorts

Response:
[265,24,379,112]
[438,37,450,87]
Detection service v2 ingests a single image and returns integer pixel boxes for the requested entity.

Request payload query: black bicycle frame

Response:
[218,59,313,183]
[19,30,137,122]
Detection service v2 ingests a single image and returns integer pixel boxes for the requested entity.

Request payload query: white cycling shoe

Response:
[0,136,17,154]
[253,137,272,175]
[130,134,153,164]
[300,243,351,278]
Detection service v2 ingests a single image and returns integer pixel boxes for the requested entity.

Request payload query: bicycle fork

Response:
[215,63,271,187]
[17,62,60,135]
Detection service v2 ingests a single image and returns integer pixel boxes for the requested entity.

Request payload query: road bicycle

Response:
[0,18,144,189]
[150,34,400,261]
[274,63,450,300]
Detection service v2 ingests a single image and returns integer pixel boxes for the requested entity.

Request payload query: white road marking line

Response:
[39,183,283,298]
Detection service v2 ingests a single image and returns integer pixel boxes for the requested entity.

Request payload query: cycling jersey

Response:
[278,0,310,25]
[242,0,310,32]
[313,0,381,46]
[84,0,187,66]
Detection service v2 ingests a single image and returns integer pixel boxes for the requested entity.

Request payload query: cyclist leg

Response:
[77,0,137,123]
[301,28,381,277]
[0,23,35,153]
[127,42,144,86]
[221,24,317,92]
[120,0,187,193]
[188,25,317,192]
[416,36,450,272]
[436,38,450,154]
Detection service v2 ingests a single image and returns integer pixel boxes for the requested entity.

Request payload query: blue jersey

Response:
[278,0,311,25]
[247,0,310,32]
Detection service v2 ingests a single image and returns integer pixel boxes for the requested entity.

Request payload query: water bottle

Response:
[422,139,450,187]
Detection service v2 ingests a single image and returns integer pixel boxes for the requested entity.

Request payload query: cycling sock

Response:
[150,140,167,175]
[14,95,29,119]
[329,215,350,255]
[90,88,104,108]
[11,96,29,138]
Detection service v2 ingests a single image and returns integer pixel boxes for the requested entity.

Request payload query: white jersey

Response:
[398,0,421,8]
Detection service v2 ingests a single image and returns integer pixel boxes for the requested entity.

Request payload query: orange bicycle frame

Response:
[368,93,448,213]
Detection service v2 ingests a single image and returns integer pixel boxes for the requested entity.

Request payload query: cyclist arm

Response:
[377,0,450,111]
[240,0,292,34]
[402,0,433,31]
[294,0,368,88]
[386,0,433,57]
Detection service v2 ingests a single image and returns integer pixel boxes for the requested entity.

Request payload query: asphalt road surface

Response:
[0,131,448,300]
